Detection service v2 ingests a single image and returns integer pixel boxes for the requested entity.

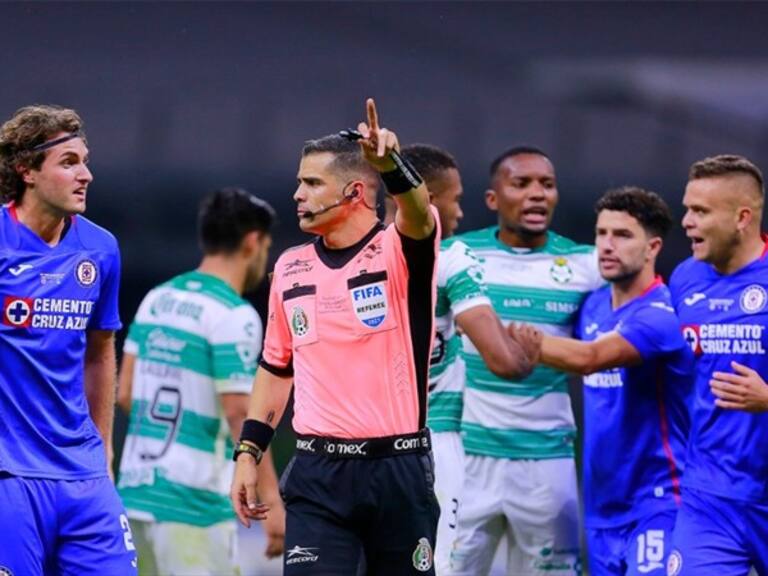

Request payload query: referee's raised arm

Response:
[356,98,435,240]
[232,98,441,575]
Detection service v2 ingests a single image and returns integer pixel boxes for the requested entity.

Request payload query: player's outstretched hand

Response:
[710,361,768,413]
[356,98,399,173]
[508,322,543,373]
[231,455,270,528]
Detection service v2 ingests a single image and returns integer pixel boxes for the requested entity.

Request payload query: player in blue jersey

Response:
[512,187,693,575]
[667,155,768,576]
[0,106,137,574]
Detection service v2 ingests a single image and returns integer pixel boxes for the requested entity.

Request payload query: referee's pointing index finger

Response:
[366,98,379,131]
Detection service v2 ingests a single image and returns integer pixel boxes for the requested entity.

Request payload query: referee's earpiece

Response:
[343,183,360,200]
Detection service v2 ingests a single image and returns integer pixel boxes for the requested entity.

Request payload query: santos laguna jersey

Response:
[576,280,693,527]
[670,240,768,502]
[118,271,261,527]
[428,238,490,433]
[457,227,603,459]
[0,204,121,479]
[261,216,439,439]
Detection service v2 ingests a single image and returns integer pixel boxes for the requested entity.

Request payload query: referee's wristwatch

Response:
[232,441,264,464]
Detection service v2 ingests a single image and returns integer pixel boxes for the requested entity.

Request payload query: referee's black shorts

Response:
[280,430,441,575]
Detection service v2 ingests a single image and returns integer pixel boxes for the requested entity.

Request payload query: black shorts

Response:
[280,432,440,575]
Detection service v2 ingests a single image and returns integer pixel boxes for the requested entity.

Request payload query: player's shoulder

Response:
[583,283,611,311]
[454,226,496,250]
[670,255,699,276]
[669,256,708,291]
[167,270,249,310]
[274,239,316,268]
[71,214,119,251]
[641,285,677,317]
[439,236,475,258]
[544,231,595,256]
[0,205,18,248]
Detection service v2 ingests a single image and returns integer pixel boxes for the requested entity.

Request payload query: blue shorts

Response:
[0,473,138,576]
[587,509,677,576]
[668,487,768,576]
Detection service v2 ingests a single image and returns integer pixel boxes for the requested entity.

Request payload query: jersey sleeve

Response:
[395,206,441,283]
[122,288,156,356]
[617,302,685,361]
[259,258,294,377]
[210,305,262,394]
[123,321,139,355]
[88,242,122,331]
[444,241,490,317]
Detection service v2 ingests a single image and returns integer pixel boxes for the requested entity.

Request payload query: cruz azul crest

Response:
[350,282,388,328]
[740,284,767,314]
[75,259,98,287]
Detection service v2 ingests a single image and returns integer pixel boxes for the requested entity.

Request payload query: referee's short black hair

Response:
[198,187,275,254]
[490,146,550,179]
[302,134,379,185]
[595,186,673,239]
[400,144,458,186]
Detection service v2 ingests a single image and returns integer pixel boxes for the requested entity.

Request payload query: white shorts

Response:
[130,519,238,576]
[432,430,465,574]
[238,522,284,576]
[449,455,581,576]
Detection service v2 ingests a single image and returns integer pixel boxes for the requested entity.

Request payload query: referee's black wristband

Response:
[240,419,275,452]
[381,151,423,195]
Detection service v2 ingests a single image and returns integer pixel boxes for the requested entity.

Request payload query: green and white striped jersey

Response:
[117,271,261,527]
[427,239,490,433]
[457,227,603,460]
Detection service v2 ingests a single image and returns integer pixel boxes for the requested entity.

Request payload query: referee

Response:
[230,99,440,575]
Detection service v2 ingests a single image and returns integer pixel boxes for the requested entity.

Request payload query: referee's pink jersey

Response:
[260,212,439,439]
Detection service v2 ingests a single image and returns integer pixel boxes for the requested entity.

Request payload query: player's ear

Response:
[241,230,261,255]
[735,205,753,233]
[647,236,663,260]
[485,188,498,212]
[351,181,365,201]
[17,163,34,185]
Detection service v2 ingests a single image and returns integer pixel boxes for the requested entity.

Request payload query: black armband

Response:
[381,151,424,195]
[240,419,275,452]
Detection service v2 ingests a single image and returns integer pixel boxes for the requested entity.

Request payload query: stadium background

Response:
[3,1,767,572]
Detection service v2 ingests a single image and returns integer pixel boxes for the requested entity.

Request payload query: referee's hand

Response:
[231,454,270,527]
[356,98,399,173]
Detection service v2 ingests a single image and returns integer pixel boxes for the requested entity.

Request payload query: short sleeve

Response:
[211,305,262,394]
[88,242,122,331]
[444,241,490,317]
[259,261,294,376]
[123,320,139,355]
[618,302,685,361]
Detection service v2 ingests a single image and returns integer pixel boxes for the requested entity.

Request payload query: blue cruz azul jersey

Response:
[0,204,121,479]
[670,239,768,502]
[576,279,693,527]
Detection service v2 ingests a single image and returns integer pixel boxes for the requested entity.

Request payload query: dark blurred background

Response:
[4,1,768,469]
